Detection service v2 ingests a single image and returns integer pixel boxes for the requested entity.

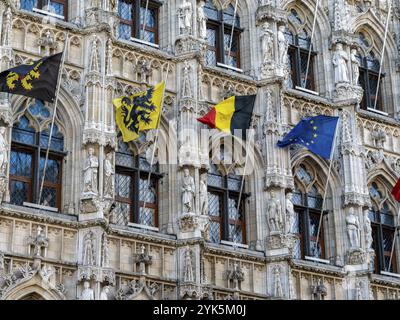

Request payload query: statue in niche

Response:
[350,48,360,86]
[183,248,194,283]
[178,0,192,35]
[277,25,288,66]
[199,174,208,215]
[346,207,360,249]
[103,152,115,198]
[261,22,274,63]
[332,43,349,84]
[83,147,99,195]
[198,0,207,40]
[182,167,195,213]
[100,286,110,300]
[80,281,94,300]
[2,7,12,47]
[285,192,295,234]
[83,231,95,266]
[273,266,283,297]
[267,190,283,233]
[0,127,8,175]
[364,209,373,250]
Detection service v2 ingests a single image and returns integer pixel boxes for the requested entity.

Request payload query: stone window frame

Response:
[20,0,68,20]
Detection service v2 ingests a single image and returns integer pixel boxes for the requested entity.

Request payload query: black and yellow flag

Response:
[113,81,165,142]
[0,52,63,103]
[197,95,256,140]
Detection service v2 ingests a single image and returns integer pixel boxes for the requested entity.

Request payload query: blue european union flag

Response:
[277,115,339,159]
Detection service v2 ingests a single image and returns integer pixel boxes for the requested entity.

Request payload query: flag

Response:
[277,115,339,159]
[391,178,400,202]
[113,81,165,142]
[197,95,256,140]
[0,52,63,103]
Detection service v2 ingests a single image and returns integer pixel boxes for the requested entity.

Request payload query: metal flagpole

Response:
[140,62,170,216]
[227,0,239,67]
[373,0,392,111]
[302,0,320,89]
[38,32,69,205]
[142,0,150,41]
[387,207,400,271]
[313,117,339,257]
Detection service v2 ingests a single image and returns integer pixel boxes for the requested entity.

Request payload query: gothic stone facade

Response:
[0,0,400,300]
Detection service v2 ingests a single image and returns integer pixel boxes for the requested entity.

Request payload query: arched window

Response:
[286,9,316,91]
[292,163,326,259]
[20,0,68,20]
[118,0,161,44]
[207,163,246,244]
[369,180,397,273]
[205,1,242,69]
[113,137,161,227]
[357,33,384,112]
[10,100,65,209]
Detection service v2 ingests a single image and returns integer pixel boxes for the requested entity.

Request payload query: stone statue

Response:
[101,233,109,267]
[103,152,114,198]
[285,192,295,234]
[80,281,94,300]
[199,174,208,215]
[346,207,360,249]
[181,60,192,98]
[0,127,8,175]
[83,147,99,195]
[0,251,4,272]
[267,190,283,233]
[182,168,195,213]
[178,0,192,35]
[100,286,110,300]
[273,266,283,297]
[183,248,194,283]
[83,231,95,266]
[277,25,288,66]
[364,209,373,250]
[261,22,274,63]
[28,226,49,258]
[198,0,207,40]
[350,48,360,86]
[2,7,12,47]
[332,43,349,84]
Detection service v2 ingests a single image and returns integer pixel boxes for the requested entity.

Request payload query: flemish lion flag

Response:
[197,95,256,140]
[114,81,165,142]
[0,52,63,103]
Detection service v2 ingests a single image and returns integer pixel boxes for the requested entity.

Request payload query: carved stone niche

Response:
[256,5,288,24]
[178,213,210,240]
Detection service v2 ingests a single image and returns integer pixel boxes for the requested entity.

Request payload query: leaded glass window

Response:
[207,164,246,244]
[293,163,326,259]
[117,0,160,44]
[114,137,160,227]
[369,180,397,273]
[20,0,68,19]
[10,100,65,209]
[204,0,242,69]
[356,34,384,112]
[286,9,316,90]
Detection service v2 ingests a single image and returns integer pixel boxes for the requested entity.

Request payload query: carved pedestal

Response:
[333,83,363,103]
[178,213,209,240]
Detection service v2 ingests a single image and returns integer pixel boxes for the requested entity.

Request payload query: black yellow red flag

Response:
[197,95,256,140]
[0,52,63,103]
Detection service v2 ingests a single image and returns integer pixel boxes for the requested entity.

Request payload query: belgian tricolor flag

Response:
[197,95,256,140]
[0,52,63,103]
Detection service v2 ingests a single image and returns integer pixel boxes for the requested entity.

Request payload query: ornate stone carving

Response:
[0,252,4,274]
[101,233,109,268]
[260,22,274,76]
[136,58,151,83]
[197,0,207,40]
[347,248,366,265]
[285,192,295,234]
[0,127,8,175]
[350,48,360,86]
[100,285,110,300]
[199,173,208,216]
[267,190,283,234]
[333,43,349,84]
[133,244,152,275]
[371,128,386,149]
[116,278,159,300]
[37,30,58,55]
[27,226,49,258]
[103,152,114,198]
[181,60,193,98]
[183,248,195,283]
[178,0,192,35]
[277,25,288,68]
[1,7,12,47]
[80,281,94,300]
[364,209,373,250]
[311,278,327,300]
[273,265,283,298]
[334,0,351,32]
[83,147,99,196]
[89,36,100,73]
[227,261,244,290]
[182,168,195,213]
[83,231,95,266]
[346,207,360,249]
[333,82,363,103]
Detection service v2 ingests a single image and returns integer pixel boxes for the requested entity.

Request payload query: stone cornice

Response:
[203,243,266,263]
[1,251,77,269]
[290,259,346,278]
[202,65,257,86]
[370,273,400,287]
[357,108,400,129]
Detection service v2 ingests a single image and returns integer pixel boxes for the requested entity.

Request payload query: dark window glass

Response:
[20,0,68,19]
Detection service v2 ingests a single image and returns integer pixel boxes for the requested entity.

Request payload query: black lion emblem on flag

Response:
[121,87,156,134]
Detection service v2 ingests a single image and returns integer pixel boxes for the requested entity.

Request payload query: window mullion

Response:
[295,45,302,87]
[222,180,230,242]
[32,133,42,204]
[133,163,140,224]
[378,223,385,272]
[134,0,141,39]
